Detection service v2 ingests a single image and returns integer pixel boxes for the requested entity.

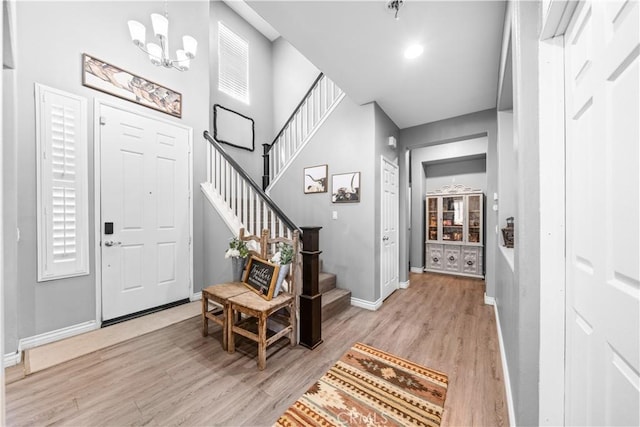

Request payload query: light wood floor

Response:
[5,273,508,426]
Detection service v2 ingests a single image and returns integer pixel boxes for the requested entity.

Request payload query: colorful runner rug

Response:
[276,342,448,426]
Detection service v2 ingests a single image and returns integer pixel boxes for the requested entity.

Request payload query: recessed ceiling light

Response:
[404,44,424,59]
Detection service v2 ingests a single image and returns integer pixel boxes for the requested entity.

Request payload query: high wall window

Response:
[218,21,250,104]
[35,84,89,281]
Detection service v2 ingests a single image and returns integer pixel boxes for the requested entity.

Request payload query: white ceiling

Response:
[244,0,506,129]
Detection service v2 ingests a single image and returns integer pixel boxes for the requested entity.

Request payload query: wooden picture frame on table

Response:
[243,256,280,300]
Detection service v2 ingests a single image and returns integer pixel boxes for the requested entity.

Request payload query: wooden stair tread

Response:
[321,288,351,304]
[321,288,351,322]
[319,272,337,294]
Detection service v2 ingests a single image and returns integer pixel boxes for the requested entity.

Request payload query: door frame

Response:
[93,99,193,326]
[380,155,399,301]
[537,1,579,424]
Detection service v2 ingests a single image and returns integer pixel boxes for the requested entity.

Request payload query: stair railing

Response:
[204,130,301,241]
[263,73,344,190]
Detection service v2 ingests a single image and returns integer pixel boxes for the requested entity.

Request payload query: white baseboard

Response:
[19,320,98,351]
[4,351,21,368]
[484,292,496,306]
[410,267,424,274]
[190,292,202,302]
[350,296,383,311]
[400,280,410,289]
[492,301,516,426]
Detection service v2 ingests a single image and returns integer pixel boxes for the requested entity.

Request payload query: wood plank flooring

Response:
[5,273,508,426]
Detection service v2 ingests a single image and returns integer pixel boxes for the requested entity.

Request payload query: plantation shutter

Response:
[218,22,249,104]
[36,84,89,281]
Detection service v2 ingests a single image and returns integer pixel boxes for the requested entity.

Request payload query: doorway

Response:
[380,156,399,301]
[97,103,192,322]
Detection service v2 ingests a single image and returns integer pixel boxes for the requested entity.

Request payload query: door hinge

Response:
[100,116,107,126]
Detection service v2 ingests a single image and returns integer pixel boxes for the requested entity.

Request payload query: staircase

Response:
[202,74,351,323]
[262,73,345,191]
[320,272,351,321]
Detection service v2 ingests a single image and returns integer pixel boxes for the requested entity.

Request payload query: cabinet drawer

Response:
[427,244,444,270]
[444,247,461,272]
[462,247,479,274]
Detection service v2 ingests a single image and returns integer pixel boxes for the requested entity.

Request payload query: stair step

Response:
[319,272,337,294]
[322,288,351,321]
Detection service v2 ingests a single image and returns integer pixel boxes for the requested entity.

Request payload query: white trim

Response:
[93,99,194,325]
[484,292,496,306]
[399,280,410,289]
[492,302,516,426]
[538,26,567,427]
[410,266,424,274]
[350,296,383,311]
[3,351,21,368]
[201,182,243,234]
[19,320,97,351]
[190,292,202,302]
[540,0,578,40]
[266,93,346,193]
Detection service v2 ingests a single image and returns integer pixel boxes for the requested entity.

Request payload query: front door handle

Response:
[104,240,122,247]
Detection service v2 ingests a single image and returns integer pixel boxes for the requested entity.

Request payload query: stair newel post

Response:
[299,226,323,349]
[262,143,271,191]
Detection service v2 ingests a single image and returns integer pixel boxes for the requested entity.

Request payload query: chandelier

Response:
[127,4,197,71]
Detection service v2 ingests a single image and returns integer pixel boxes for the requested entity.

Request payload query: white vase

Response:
[273,263,290,297]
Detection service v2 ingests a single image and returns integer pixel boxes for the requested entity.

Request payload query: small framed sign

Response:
[243,256,280,300]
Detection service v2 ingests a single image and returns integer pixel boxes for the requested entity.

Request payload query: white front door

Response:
[99,105,191,321]
[564,1,639,425]
[381,156,399,301]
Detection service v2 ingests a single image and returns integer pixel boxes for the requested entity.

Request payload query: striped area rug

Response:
[276,342,448,426]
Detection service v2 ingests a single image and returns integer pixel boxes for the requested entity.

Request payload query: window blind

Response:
[36,84,89,281]
[218,22,249,104]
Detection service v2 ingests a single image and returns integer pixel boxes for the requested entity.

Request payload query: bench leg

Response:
[258,314,267,371]
[227,304,235,353]
[201,295,208,337]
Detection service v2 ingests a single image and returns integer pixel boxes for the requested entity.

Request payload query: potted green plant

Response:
[225,237,249,281]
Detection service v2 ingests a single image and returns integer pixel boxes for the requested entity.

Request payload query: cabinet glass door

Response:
[426,197,439,241]
[442,196,463,242]
[467,194,482,243]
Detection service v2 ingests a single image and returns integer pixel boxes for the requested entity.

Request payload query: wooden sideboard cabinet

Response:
[425,185,484,278]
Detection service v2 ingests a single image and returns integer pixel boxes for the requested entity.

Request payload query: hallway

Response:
[6,273,507,426]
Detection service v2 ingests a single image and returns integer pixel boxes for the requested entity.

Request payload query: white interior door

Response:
[381,156,399,301]
[564,1,639,425]
[99,105,190,321]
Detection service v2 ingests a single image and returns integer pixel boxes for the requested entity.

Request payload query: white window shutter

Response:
[218,22,249,104]
[36,84,89,281]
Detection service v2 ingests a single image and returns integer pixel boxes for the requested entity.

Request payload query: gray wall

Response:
[272,37,319,134]
[424,158,487,193]
[10,1,209,351]
[209,1,273,185]
[268,96,379,301]
[400,110,497,294]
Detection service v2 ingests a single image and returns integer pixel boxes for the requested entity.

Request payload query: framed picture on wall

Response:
[82,54,182,118]
[332,172,360,203]
[304,165,328,194]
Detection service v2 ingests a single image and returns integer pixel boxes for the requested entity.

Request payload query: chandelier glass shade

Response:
[127,11,197,71]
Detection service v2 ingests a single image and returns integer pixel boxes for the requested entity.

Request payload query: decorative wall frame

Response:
[82,54,182,118]
[332,172,361,203]
[304,165,328,194]
[213,104,255,151]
